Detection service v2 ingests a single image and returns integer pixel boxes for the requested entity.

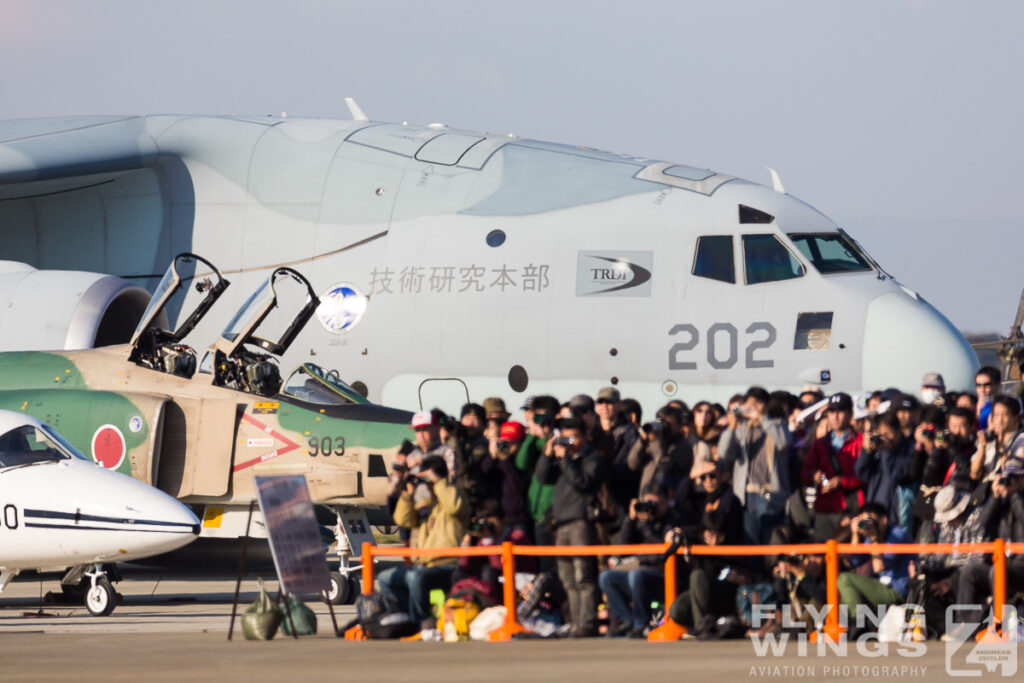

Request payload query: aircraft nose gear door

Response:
[327,505,375,605]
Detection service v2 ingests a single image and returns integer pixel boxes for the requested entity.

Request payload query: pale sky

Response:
[1,0,1020,333]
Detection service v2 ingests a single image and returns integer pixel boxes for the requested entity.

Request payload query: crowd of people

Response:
[378,366,1024,640]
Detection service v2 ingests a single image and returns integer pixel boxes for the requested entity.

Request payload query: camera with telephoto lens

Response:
[641,421,664,435]
[921,425,937,439]
[869,432,882,447]
[634,501,656,515]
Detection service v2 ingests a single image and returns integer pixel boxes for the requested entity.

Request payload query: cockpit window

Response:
[0,425,84,468]
[742,234,805,284]
[282,363,369,406]
[787,233,872,274]
[692,235,735,284]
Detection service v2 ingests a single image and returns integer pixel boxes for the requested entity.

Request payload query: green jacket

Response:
[517,435,554,523]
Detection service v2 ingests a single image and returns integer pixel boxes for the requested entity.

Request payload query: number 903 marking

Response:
[307,435,346,457]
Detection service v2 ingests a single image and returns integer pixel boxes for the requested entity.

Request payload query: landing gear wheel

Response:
[346,577,361,604]
[85,576,117,617]
[328,571,352,605]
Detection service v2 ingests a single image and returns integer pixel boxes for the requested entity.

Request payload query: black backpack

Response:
[353,591,419,639]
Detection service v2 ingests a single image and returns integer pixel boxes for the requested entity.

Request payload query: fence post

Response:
[361,542,374,595]
[823,538,843,642]
[489,542,526,641]
[978,538,1008,642]
[648,546,687,641]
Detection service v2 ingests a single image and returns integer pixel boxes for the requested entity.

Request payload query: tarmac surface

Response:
[1,568,1021,681]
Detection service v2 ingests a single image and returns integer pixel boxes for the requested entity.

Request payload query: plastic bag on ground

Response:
[241,578,283,641]
[280,593,317,636]
[469,606,507,641]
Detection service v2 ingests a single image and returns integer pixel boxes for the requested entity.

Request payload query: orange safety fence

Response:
[360,540,1024,643]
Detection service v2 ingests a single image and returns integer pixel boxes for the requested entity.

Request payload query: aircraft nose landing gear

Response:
[68,564,122,616]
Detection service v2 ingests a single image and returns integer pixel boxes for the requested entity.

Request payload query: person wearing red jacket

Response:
[801,393,864,541]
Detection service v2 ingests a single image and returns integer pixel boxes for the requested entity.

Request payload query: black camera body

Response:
[641,421,664,435]
[634,501,656,515]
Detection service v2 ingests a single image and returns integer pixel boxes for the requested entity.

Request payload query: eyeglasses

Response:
[697,473,718,482]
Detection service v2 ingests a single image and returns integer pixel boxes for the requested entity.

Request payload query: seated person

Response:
[770,549,826,636]
[377,455,469,630]
[912,485,985,637]
[452,498,533,601]
[667,509,752,632]
[837,502,912,630]
[952,456,1024,628]
[598,482,681,638]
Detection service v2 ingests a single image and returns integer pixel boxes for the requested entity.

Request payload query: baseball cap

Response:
[596,387,621,403]
[826,392,853,413]
[520,396,536,411]
[483,396,508,417]
[411,411,436,429]
[499,421,526,443]
[568,394,595,413]
[921,373,945,389]
[897,394,920,411]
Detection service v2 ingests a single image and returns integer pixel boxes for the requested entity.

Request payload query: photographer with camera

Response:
[837,502,912,628]
[535,417,606,637]
[856,411,913,533]
[627,404,693,501]
[667,509,753,636]
[719,386,792,545]
[598,482,681,638]
[910,406,976,533]
[489,420,529,528]
[388,412,457,544]
[517,396,560,568]
[453,402,502,516]
[970,395,1022,483]
[379,454,470,630]
[952,456,1024,627]
[801,393,864,542]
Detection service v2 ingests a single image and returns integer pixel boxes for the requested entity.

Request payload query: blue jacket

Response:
[848,525,913,596]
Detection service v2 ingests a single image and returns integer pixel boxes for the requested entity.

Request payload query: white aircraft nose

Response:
[115,476,201,557]
[861,289,979,393]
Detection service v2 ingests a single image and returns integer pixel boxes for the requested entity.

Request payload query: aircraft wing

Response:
[0,116,160,198]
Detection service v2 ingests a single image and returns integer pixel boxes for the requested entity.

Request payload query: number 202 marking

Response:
[669,322,776,370]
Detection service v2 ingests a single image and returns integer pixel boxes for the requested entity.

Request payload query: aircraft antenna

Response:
[766,167,786,194]
[345,98,369,122]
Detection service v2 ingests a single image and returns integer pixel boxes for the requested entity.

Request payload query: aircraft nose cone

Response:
[122,480,201,553]
[861,290,978,393]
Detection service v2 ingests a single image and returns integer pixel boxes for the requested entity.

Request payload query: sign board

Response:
[254,475,331,595]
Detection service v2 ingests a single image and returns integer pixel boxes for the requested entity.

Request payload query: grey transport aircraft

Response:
[0,103,979,414]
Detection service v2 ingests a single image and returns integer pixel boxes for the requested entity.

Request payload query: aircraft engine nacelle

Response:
[0,261,156,351]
